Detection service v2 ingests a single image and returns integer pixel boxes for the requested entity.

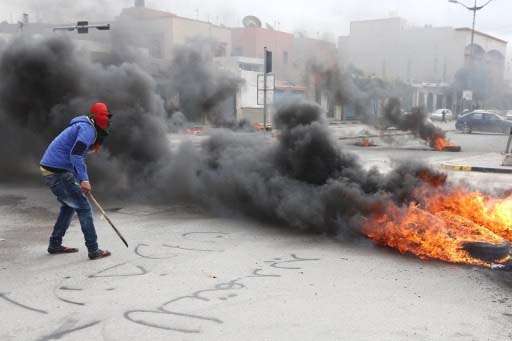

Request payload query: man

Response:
[40,102,112,260]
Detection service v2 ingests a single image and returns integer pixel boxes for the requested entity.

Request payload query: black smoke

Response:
[382,97,446,148]
[0,35,172,191]
[307,63,414,126]
[0,34,244,190]
[0,34,446,237]
[161,39,243,126]
[158,100,446,234]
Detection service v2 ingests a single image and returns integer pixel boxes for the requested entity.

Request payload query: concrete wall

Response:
[457,29,507,56]
[401,26,463,83]
[342,18,406,80]
[172,17,231,56]
[117,8,173,59]
[119,7,231,60]
[231,27,294,81]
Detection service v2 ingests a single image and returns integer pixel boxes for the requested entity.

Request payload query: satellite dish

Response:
[242,15,262,28]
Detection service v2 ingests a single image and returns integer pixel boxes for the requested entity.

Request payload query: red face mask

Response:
[90,102,111,130]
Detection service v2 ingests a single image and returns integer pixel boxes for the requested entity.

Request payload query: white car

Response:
[430,109,454,121]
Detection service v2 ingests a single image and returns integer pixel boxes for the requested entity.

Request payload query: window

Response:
[283,51,288,64]
[486,114,501,121]
[471,113,483,120]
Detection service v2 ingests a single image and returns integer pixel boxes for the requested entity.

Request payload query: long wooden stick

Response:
[88,193,129,248]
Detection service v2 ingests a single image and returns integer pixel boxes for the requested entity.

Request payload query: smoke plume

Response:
[0,34,232,191]
[382,97,446,148]
[156,99,447,234]
[0,34,447,237]
[161,38,243,126]
[0,35,166,190]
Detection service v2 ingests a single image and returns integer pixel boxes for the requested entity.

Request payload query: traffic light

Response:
[77,21,89,34]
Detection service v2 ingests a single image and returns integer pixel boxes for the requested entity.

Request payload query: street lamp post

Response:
[448,0,496,65]
[448,0,496,110]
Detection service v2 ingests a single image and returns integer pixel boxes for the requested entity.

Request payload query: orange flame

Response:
[432,136,450,151]
[356,138,375,147]
[362,185,512,267]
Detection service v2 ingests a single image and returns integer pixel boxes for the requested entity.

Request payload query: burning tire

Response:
[462,241,511,263]
[441,145,462,152]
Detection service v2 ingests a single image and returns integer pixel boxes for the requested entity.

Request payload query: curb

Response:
[441,164,512,174]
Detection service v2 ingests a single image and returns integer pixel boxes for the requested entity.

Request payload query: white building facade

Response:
[338,17,508,112]
[339,17,507,84]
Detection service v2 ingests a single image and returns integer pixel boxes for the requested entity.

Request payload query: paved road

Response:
[0,184,511,341]
[335,121,510,152]
[1,125,512,340]
[334,122,511,176]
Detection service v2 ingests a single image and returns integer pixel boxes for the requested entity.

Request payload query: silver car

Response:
[430,109,454,121]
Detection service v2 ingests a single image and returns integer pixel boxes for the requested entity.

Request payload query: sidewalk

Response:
[440,152,512,174]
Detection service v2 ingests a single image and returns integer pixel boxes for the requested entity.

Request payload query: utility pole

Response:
[469,0,477,64]
[449,0,496,109]
[449,0,496,64]
[263,47,272,131]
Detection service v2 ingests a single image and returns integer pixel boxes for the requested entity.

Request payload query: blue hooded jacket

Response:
[40,116,97,182]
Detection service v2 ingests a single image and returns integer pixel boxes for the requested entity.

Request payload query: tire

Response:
[463,122,472,134]
[462,242,511,263]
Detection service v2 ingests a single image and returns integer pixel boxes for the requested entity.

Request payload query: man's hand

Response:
[88,143,101,154]
[80,181,92,195]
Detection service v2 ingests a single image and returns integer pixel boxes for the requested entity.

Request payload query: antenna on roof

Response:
[242,15,262,28]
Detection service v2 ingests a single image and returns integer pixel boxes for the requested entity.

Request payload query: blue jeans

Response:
[43,172,98,253]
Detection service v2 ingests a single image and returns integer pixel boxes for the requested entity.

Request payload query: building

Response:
[117,1,231,60]
[339,17,508,112]
[339,17,507,84]
[231,23,337,120]
[231,26,295,81]
[218,56,306,124]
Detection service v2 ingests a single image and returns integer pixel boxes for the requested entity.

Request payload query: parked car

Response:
[430,109,454,121]
[505,110,512,121]
[184,126,204,135]
[456,111,512,134]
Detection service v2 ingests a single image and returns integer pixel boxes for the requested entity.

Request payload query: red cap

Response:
[90,102,111,130]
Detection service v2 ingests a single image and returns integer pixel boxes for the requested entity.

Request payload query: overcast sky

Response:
[0,0,511,48]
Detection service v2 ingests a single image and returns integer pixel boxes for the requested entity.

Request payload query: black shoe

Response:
[48,246,79,254]
[88,249,111,260]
